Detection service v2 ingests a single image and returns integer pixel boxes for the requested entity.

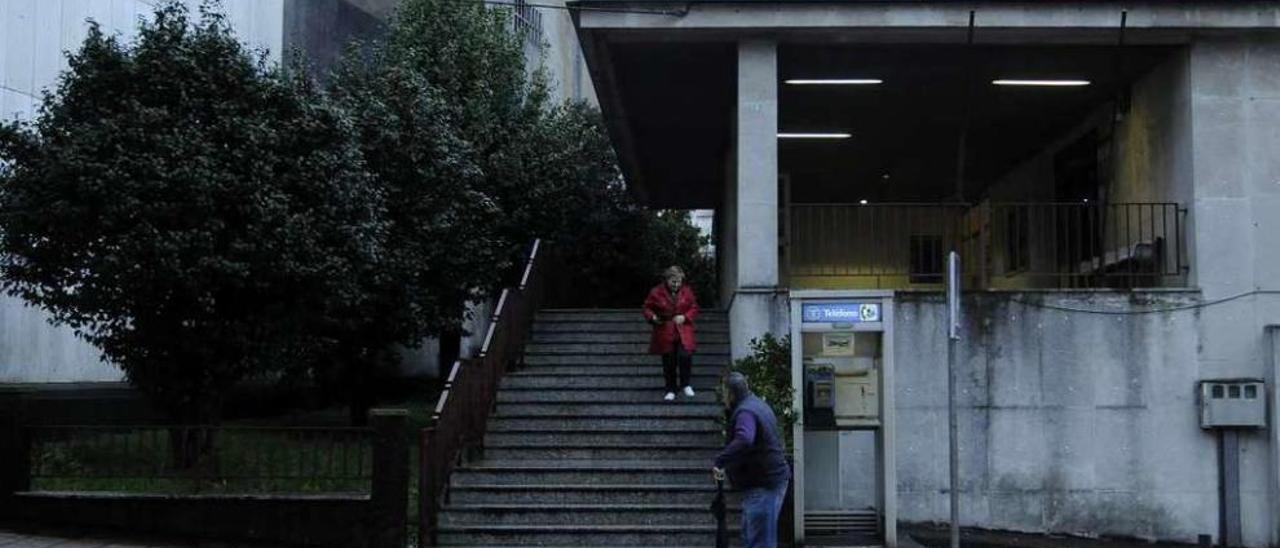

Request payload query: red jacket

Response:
[642,284,700,354]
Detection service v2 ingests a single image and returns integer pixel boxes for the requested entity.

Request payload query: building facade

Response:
[572,1,1280,545]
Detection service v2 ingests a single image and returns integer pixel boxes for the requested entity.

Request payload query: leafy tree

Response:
[324,0,718,405]
[326,39,506,424]
[385,0,567,268]
[0,3,383,427]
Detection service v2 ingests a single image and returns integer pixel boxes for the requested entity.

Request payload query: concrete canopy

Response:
[570,1,1278,208]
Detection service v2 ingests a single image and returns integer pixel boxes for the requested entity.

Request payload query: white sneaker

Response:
[683,386,696,397]
[664,392,676,401]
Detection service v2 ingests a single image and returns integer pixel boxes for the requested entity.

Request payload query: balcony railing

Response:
[785,202,1187,289]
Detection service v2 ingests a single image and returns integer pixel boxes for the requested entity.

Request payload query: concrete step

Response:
[537,310,727,323]
[439,504,740,526]
[501,374,721,390]
[495,402,722,417]
[532,322,729,335]
[448,484,739,505]
[451,463,708,486]
[484,444,719,461]
[436,524,731,546]
[496,388,719,404]
[531,331,729,344]
[524,354,730,366]
[486,430,721,446]
[512,365,725,377]
[488,416,721,432]
[525,342,730,355]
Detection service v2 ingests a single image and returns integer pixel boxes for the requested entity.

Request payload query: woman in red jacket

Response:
[643,266,701,401]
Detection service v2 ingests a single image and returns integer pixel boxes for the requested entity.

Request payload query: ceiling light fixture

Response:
[777,132,852,139]
[992,79,1091,87]
[785,79,883,85]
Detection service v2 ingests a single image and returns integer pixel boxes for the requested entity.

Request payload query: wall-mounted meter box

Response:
[1198,379,1266,429]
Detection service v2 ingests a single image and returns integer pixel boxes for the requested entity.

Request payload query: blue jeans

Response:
[741,479,788,548]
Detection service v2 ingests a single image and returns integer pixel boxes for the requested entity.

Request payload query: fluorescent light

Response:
[992,79,1091,87]
[778,132,852,139]
[786,79,883,85]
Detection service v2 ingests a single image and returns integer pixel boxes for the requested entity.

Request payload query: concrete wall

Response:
[283,0,388,78]
[0,0,284,383]
[535,0,595,104]
[1,0,283,122]
[892,291,1271,545]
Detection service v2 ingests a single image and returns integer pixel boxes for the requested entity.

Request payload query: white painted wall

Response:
[0,0,284,383]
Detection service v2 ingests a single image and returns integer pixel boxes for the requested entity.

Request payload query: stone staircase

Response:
[438,309,739,546]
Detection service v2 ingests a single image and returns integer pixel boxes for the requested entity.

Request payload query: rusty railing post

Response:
[368,409,408,548]
[418,426,435,548]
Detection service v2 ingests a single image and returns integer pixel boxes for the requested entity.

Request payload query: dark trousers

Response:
[663,339,692,391]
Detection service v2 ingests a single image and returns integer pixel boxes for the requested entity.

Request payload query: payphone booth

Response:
[790,291,896,547]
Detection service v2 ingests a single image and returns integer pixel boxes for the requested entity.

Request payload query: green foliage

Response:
[552,204,718,308]
[328,37,505,356]
[383,0,545,268]
[0,3,383,422]
[729,334,795,443]
[639,211,717,304]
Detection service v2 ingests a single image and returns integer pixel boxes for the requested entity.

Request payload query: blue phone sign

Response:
[801,302,881,323]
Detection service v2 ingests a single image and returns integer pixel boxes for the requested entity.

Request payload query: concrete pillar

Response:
[1185,36,1280,547]
[729,39,786,360]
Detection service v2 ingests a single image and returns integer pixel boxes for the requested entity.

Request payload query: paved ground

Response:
[904,525,1201,548]
[0,527,278,548]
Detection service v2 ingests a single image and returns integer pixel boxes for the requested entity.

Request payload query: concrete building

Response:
[572,1,1280,546]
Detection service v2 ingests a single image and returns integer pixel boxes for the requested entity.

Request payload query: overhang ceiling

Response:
[584,38,1176,208]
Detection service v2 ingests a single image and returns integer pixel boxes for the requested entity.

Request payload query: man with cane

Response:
[713,372,791,548]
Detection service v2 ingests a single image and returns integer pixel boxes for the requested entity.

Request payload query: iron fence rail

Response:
[787,202,1186,289]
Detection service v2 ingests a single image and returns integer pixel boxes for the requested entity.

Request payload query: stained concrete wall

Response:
[536,0,596,104]
[892,291,1269,545]
[0,0,284,383]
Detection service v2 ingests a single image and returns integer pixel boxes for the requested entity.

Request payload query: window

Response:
[909,235,943,284]
[510,0,543,48]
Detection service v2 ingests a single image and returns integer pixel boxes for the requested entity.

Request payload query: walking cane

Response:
[712,478,728,548]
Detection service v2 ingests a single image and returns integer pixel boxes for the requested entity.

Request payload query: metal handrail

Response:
[417,239,549,547]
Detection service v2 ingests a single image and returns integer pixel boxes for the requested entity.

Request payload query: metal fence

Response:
[24,424,372,494]
[787,202,1186,289]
